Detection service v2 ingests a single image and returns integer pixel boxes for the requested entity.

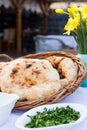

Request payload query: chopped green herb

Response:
[24,105,80,128]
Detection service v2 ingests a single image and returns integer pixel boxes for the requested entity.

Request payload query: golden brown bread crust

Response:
[0,58,61,101]
[0,55,78,101]
[46,56,78,88]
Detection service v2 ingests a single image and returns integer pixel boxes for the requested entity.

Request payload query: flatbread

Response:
[46,56,78,88]
[0,58,61,101]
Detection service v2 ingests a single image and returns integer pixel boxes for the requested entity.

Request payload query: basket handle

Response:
[0,54,13,62]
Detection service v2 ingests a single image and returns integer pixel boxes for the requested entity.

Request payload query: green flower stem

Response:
[74,13,87,54]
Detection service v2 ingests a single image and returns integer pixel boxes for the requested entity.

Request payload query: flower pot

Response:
[77,54,87,87]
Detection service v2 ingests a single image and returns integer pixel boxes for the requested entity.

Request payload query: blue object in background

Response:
[77,54,87,88]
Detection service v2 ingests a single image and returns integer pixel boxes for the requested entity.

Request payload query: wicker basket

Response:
[0,51,87,110]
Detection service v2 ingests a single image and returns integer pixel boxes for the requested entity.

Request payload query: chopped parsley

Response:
[24,105,80,128]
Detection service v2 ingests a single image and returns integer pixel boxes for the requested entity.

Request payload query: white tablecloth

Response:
[1,87,87,130]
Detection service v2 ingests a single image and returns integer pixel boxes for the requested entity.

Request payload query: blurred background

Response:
[0,0,87,58]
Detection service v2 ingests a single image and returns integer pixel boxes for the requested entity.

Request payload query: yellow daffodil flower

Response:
[67,5,78,18]
[55,5,87,54]
[64,17,79,35]
[55,9,66,14]
[80,6,87,20]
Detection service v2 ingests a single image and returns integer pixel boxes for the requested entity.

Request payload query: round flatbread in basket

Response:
[0,51,86,110]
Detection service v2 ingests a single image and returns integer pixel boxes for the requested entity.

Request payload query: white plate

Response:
[15,103,87,130]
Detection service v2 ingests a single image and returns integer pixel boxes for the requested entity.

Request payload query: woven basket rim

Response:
[0,51,86,110]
